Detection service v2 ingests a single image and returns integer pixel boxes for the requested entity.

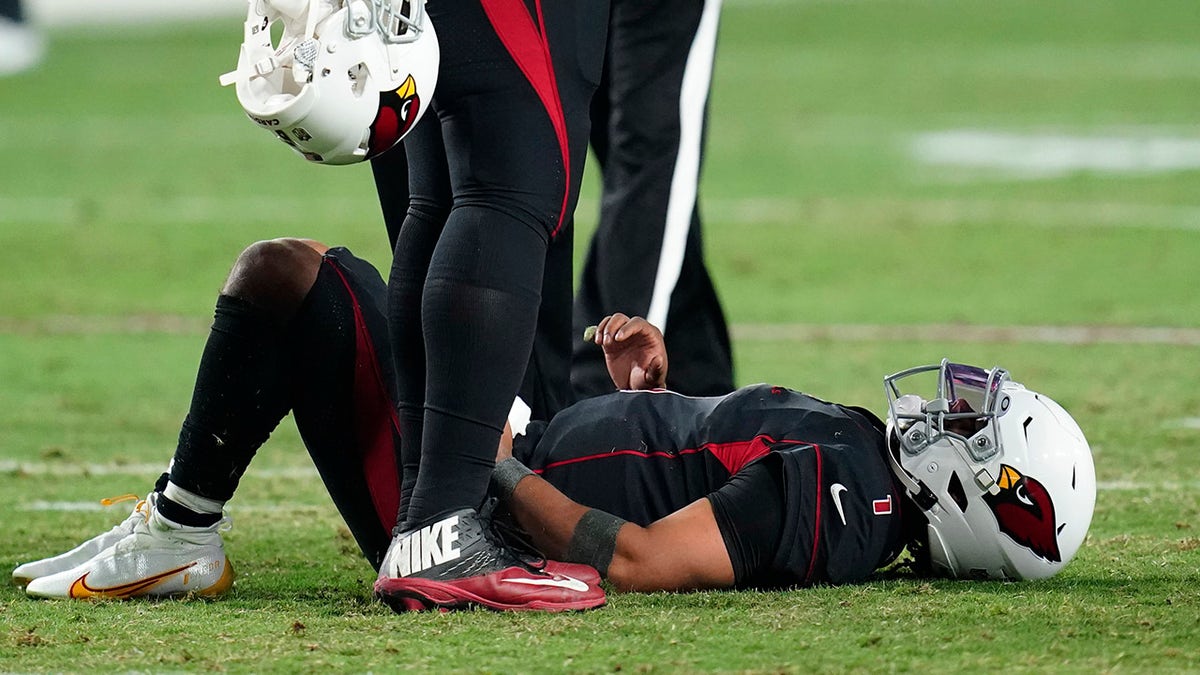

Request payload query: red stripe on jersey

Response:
[537,446,711,472]
[479,0,571,236]
[702,436,775,474]
[805,445,824,584]
[325,259,402,532]
[536,434,800,475]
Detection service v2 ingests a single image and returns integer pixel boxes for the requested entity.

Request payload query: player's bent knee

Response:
[222,238,326,317]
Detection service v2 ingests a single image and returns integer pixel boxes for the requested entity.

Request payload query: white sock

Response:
[163,481,226,515]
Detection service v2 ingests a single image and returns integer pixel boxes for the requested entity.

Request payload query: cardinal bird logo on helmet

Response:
[981,464,1062,562]
[369,75,423,158]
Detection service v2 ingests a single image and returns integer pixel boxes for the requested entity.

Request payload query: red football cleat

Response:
[374,508,605,613]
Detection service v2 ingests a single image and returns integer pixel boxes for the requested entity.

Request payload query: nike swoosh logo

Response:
[69,563,195,599]
[830,483,849,526]
[501,575,590,593]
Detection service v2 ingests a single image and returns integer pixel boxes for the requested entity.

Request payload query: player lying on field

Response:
[12,239,1096,607]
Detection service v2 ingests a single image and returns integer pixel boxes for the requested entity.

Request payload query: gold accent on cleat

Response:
[68,564,194,599]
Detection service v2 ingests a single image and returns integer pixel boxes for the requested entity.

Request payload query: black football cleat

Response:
[373,507,605,613]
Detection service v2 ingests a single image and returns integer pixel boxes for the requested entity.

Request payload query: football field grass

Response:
[2,0,1199,671]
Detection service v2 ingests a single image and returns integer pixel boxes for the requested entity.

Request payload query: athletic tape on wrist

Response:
[491,457,535,500]
[565,509,626,577]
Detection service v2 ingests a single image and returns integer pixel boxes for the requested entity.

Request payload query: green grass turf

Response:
[2,0,1200,671]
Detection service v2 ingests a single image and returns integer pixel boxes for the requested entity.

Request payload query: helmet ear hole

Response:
[946,472,969,513]
[348,63,369,98]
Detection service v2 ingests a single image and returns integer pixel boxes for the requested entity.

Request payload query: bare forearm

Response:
[507,474,605,559]
[495,461,735,591]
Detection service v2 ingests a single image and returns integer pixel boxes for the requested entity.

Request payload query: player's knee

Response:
[408,196,450,225]
[222,238,326,315]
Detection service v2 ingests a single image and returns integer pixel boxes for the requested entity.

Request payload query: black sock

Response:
[168,294,293,501]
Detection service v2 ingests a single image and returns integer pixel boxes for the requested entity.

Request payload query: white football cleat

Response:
[0,17,45,77]
[12,495,149,586]
[25,493,235,600]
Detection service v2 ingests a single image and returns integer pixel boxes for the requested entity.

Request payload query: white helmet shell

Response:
[884,360,1096,580]
[220,0,439,165]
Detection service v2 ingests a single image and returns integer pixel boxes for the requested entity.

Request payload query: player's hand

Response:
[594,313,668,390]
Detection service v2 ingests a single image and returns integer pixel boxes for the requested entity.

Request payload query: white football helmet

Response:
[220,0,439,165]
[884,359,1096,580]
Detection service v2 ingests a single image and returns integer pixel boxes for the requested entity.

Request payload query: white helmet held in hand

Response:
[884,359,1096,580]
[220,0,439,165]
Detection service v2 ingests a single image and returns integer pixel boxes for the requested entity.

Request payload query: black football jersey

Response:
[515,384,909,588]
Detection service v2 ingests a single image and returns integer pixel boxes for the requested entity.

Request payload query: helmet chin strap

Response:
[219,0,323,88]
[885,421,939,511]
[286,0,326,86]
[303,0,324,38]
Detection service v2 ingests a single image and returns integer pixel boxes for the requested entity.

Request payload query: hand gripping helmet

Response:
[883,359,1096,580]
[219,0,438,165]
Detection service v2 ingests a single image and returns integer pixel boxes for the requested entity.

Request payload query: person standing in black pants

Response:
[371,0,611,613]
[572,0,735,398]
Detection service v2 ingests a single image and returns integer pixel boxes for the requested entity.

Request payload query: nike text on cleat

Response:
[12,495,149,586]
[24,492,235,600]
[374,507,605,613]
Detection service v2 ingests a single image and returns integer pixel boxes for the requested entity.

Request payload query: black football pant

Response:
[571,0,734,398]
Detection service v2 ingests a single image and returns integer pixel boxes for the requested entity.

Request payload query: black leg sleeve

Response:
[169,295,293,501]
[402,211,547,525]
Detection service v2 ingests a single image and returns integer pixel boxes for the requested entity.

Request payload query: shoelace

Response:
[99,493,139,507]
[99,493,150,524]
[478,498,548,573]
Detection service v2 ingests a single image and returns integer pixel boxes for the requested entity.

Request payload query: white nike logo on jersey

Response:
[830,483,849,526]
[501,575,590,593]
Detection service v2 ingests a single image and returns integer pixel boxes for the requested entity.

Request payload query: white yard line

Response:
[732,323,1200,346]
[3,316,1199,346]
[26,0,243,26]
[10,455,1197,490]
[11,482,1191,514]
[25,0,822,26]
[0,460,318,479]
[5,194,1200,231]
[23,0,853,27]
[912,130,1200,178]
[19,500,329,513]
[3,315,1199,345]
[0,314,211,336]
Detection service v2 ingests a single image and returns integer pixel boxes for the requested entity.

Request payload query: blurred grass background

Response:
[1,0,1198,671]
